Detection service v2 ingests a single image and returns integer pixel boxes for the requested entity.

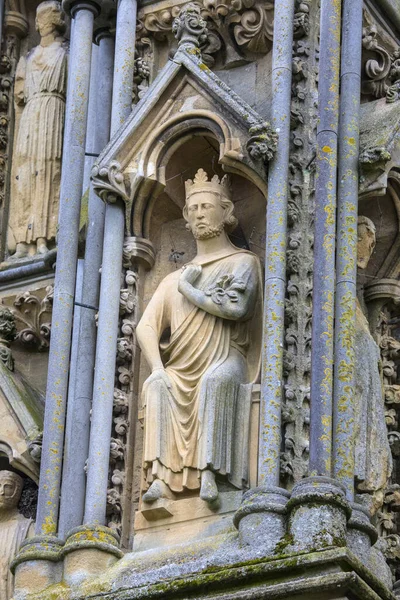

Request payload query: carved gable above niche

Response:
[92,3,276,238]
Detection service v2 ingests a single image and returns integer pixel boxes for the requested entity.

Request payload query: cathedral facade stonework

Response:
[1,0,400,599]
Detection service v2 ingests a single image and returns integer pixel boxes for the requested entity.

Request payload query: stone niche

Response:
[91,33,274,550]
[132,135,266,552]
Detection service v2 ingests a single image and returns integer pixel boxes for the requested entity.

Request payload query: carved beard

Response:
[191,223,225,240]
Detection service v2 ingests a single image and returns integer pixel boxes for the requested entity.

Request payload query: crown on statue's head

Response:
[185,169,232,200]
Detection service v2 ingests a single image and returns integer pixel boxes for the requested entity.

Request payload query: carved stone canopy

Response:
[0,362,44,482]
[91,16,276,238]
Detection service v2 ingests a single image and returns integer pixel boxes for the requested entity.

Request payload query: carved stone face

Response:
[185,192,225,240]
[0,471,23,511]
[36,2,63,37]
[357,218,376,270]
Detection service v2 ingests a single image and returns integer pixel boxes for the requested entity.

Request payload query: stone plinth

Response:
[234,487,290,553]
[287,477,351,552]
[62,525,123,587]
[347,502,378,564]
[18,543,396,600]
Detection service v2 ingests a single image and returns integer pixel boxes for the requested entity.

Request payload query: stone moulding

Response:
[91,41,277,235]
[10,535,64,572]
[61,525,123,559]
[25,547,397,600]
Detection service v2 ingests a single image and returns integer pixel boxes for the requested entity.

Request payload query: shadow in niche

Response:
[0,457,38,519]
[147,133,266,269]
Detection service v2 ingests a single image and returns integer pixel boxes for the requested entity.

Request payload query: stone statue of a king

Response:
[355,215,392,511]
[8,1,68,258]
[136,169,262,504]
[0,470,33,599]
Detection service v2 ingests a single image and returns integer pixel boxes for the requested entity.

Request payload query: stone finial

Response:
[247,121,279,163]
[172,3,208,50]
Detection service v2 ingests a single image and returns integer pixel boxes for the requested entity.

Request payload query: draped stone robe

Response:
[0,511,32,599]
[355,300,392,494]
[9,39,68,245]
[141,247,262,493]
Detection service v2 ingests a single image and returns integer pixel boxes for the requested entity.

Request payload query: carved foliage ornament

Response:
[0,306,16,370]
[281,0,315,484]
[107,267,139,536]
[91,161,129,205]
[247,121,278,163]
[138,0,274,68]
[362,24,400,103]
[5,286,53,351]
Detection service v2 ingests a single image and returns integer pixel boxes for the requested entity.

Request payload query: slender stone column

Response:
[236,0,294,553]
[258,0,294,488]
[84,0,137,526]
[0,0,4,48]
[12,2,99,594]
[332,0,363,502]
[35,0,99,538]
[111,0,137,133]
[58,25,115,541]
[84,199,125,524]
[308,0,341,478]
[287,0,351,553]
[58,258,85,533]
[82,42,99,197]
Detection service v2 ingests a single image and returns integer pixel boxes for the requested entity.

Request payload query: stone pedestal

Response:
[62,525,123,587]
[234,487,290,553]
[287,477,351,552]
[346,502,377,564]
[369,538,394,591]
[11,536,63,598]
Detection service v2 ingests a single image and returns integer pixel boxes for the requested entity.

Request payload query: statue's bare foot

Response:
[36,238,48,255]
[142,480,171,504]
[200,470,218,503]
[13,242,28,259]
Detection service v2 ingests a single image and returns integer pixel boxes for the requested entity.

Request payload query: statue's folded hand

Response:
[145,368,173,391]
[179,263,202,288]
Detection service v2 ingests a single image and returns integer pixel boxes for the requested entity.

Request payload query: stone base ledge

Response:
[20,544,396,600]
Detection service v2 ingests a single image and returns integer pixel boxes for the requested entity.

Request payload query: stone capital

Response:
[4,10,29,38]
[94,0,116,42]
[123,237,155,270]
[62,0,102,18]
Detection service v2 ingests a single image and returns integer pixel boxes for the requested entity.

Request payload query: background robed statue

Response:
[8,0,68,258]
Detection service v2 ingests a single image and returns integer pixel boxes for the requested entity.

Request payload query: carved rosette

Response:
[106,267,139,534]
[281,0,316,485]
